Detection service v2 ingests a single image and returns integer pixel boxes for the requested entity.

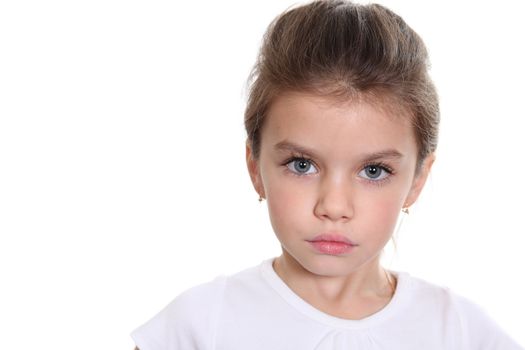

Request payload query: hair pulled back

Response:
[244,0,439,166]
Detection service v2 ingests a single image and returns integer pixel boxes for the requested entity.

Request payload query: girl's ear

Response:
[404,153,435,208]
[245,142,265,199]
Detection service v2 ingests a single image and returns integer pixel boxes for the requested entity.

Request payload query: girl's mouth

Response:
[306,234,357,255]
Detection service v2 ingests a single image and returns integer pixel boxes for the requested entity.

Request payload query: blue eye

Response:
[358,164,391,181]
[286,158,317,175]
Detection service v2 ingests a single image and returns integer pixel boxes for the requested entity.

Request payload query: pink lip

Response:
[307,234,357,255]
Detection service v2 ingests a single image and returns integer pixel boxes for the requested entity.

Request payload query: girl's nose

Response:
[313,176,354,222]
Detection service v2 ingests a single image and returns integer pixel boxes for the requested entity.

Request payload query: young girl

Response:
[131,1,522,348]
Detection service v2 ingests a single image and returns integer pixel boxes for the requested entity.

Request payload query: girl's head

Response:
[244,0,439,277]
[245,0,439,168]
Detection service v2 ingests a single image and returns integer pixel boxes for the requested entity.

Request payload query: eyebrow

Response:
[274,140,320,158]
[273,140,404,162]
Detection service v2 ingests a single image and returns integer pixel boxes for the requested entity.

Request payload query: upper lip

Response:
[307,233,357,246]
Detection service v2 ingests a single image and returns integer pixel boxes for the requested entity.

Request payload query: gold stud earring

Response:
[258,195,264,202]
[402,207,409,214]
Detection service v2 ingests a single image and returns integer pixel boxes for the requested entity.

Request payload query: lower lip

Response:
[308,241,355,255]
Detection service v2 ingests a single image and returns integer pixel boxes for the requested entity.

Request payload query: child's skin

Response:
[246,91,434,319]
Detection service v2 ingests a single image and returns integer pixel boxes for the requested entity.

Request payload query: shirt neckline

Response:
[259,257,411,330]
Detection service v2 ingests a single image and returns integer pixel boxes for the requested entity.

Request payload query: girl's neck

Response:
[272,252,397,320]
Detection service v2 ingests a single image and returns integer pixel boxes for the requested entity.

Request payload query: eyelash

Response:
[282,154,395,185]
[282,154,318,177]
[361,162,394,185]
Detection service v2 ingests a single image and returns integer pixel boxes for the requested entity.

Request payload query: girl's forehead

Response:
[268,90,412,124]
[265,91,412,132]
[261,91,417,158]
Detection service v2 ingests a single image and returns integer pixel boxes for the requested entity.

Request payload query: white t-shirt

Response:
[131,258,523,350]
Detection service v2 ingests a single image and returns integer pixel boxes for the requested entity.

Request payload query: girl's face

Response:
[246,92,434,278]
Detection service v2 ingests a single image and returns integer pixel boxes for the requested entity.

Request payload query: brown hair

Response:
[244,0,439,167]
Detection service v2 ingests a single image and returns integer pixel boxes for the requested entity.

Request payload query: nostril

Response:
[314,200,353,222]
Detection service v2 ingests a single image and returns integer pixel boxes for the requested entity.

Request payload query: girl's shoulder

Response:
[130,262,264,350]
[399,272,492,323]
[401,272,493,317]
[130,274,228,350]
[398,272,522,349]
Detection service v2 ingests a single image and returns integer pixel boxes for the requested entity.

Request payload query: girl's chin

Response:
[280,250,383,279]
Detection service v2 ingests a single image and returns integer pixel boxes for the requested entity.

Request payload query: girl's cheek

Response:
[276,184,315,212]
[268,184,313,224]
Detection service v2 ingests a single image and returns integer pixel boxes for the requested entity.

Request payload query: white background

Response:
[1,0,524,348]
